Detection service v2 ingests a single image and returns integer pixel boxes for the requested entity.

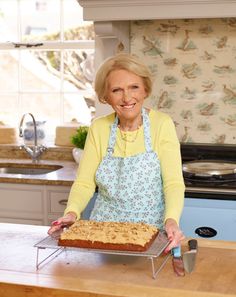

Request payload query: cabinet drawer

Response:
[48,190,69,214]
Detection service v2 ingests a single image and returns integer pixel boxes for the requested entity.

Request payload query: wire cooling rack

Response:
[34,230,170,279]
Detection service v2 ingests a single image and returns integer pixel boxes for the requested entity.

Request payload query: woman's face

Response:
[106,69,147,122]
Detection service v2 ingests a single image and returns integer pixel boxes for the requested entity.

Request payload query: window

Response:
[0,0,95,144]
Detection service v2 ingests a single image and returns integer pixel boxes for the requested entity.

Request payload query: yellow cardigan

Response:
[65,109,185,224]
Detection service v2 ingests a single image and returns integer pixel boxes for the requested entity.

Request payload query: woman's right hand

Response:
[47,212,77,236]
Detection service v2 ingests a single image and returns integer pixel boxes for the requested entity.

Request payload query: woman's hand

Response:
[47,212,77,236]
[164,218,185,253]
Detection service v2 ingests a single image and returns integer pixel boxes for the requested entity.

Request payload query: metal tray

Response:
[34,230,170,278]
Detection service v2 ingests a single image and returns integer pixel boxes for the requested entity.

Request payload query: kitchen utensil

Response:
[182,160,236,178]
[183,239,198,273]
[171,246,185,276]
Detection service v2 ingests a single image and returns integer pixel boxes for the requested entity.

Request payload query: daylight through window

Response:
[0,0,95,144]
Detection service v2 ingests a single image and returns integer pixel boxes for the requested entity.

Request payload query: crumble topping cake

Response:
[58,220,158,252]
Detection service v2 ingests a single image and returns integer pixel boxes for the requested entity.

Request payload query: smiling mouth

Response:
[120,103,136,109]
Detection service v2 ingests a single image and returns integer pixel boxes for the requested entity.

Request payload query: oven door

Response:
[180,197,236,241]
[180,144,236,241]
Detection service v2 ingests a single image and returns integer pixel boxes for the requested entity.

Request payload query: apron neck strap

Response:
[142,108,152,152]
[106,116,118,155]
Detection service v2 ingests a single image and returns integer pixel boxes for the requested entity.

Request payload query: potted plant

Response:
[71,126,89,163]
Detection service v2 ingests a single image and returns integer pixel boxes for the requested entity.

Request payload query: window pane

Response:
[21,50,61,91]
[21,93,60,120]
[21,0,60,42]
[63,49,94,92]
[21,93,61,142]
[64,0,94,41]
[0,0,18,42]
[0,0,95,146]
[64,23,95,41]
[0,94,18,126]
[63,93,92,125]
[62,49,95,123]
[0,50,19,92]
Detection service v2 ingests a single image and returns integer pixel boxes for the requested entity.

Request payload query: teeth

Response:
[121,104,135,109]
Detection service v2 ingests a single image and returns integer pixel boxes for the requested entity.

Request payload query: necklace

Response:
[117,116,143,143]
[118,125,141,143]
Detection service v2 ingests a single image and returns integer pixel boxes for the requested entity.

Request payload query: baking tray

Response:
[34,230,170,278]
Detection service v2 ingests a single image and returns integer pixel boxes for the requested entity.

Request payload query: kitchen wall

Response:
[79,1,236,145]
[130,18,236,144]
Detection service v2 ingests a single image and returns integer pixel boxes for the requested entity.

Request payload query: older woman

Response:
[48,53,185,251]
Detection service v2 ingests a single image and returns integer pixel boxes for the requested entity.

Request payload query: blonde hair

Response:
[94,53,153,103]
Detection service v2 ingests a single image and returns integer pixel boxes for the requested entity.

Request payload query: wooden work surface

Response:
[0,223,236,297]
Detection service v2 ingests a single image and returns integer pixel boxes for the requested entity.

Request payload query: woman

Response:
[48,53,185,252]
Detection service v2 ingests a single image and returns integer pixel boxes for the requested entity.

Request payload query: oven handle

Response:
[186,186,236,195]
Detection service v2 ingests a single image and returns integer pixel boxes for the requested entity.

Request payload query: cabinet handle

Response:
[58,199,68,206]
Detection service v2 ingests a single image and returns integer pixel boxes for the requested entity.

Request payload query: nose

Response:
[122,89,131,102]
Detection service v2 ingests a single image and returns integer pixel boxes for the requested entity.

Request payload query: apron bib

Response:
[90,108,165,228]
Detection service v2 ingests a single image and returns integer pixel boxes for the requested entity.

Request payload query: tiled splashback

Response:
[131,18,236,144]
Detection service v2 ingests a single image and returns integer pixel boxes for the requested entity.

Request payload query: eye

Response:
[131,85,139,90]
[112,88,122,93]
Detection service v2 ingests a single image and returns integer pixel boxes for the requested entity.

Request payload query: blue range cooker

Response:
[180,144,236,241]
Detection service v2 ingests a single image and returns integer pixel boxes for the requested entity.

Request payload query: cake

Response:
[58,220,158,252]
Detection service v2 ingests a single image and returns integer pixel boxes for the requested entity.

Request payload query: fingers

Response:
[48,224,61,236]
[165,234,184,253]
[47,220,65,235]
[47,213,77,236]
[165,231,185,252]
[164,219,185,253]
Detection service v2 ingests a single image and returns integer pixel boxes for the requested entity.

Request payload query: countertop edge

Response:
[1,270,235,297]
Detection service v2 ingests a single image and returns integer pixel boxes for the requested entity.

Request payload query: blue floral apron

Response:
[90,108,165,228]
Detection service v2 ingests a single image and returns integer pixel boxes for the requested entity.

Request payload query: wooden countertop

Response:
[0,223,236,297]
[0,158,77,186]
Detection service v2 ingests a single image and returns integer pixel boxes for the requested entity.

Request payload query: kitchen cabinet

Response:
[0,183,70,225]
[79,0,236,21]
[46,186,71,225]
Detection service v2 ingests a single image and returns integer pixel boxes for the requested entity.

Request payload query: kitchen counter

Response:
[0,223,236,297]
[0,158,77,186]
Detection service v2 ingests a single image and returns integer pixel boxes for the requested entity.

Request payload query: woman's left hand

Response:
[164,218,185,253]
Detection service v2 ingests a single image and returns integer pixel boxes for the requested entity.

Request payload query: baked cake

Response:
[58,220,158,252]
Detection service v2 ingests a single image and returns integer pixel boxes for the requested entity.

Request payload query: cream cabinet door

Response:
[0,183,45,225]
[0,183,71,226]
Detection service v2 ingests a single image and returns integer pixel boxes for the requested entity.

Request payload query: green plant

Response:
[71,126,89,149]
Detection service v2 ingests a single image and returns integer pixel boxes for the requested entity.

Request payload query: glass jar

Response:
[23,120,46,145]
